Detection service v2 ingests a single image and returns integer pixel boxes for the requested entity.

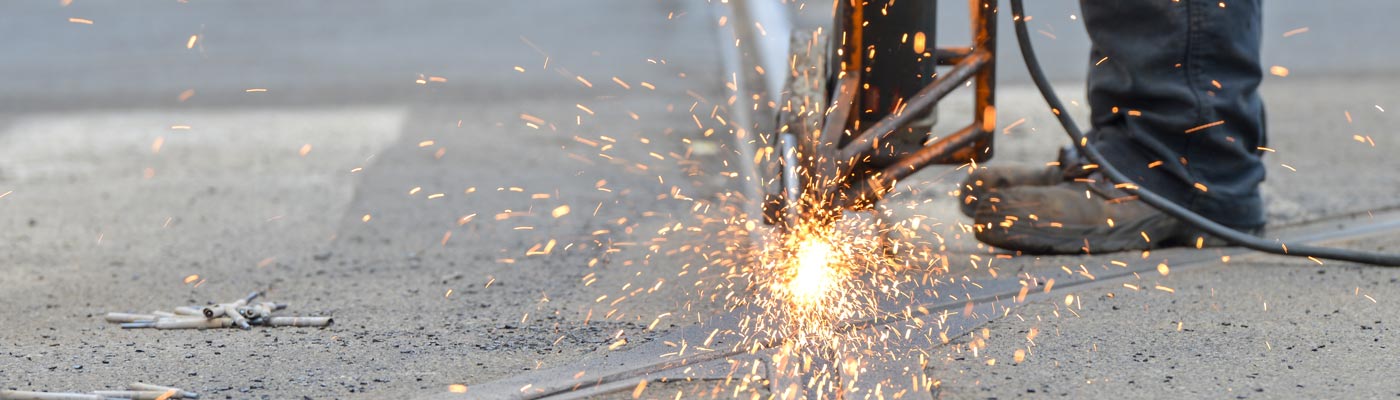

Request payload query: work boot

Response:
[972,176,1243,254]
[957,146,1082,217]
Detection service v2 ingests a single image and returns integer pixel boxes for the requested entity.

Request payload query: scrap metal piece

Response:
[152,317,234,330]
[199,305,226,319]
[128,383,198,399]
[238,302,283,320]
[103,313,157,323]
[91,390,183,400]
[0,391,104,400]
[172,306,204,316]
[266,316,332,327]
[223,306,250,330]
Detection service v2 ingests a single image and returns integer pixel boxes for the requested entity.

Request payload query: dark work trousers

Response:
[1081,0,1267,229]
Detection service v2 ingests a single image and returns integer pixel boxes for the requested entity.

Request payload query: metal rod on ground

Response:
[239,302,282,320]
[121,316,209,329]
[267,317,333,327]
[223,306,250,329]
[200,305,224,319]
[237,291,261,305]
[0,391,105,400]
[103,313,157,323]
[152,317,234,330]
[206,292,259,329]
[120,321,156,329]
[127,383,197,399]
[91,391,184,400]
[172,306,203,316]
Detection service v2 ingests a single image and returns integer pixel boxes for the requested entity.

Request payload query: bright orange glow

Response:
[787,237,837,307]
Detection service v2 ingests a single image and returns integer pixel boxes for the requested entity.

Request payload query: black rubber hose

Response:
[1007,0,1400,266]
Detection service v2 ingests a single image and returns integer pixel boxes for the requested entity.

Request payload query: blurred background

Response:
[6,1,1400,110]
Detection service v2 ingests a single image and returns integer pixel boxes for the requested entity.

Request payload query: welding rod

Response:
[199,305,221,319]
[150,317,234,330]
[243,302,287,319]
[91,390,186,400]
[223,306,250,330]
[203,291,260,317]
[103,313,157,323]
[267,317,333,327]
[0,391,105,400]
[172,306,204,316]
[128,383,197,399]
[120,316,207,329]
[237,306,265,320]
[204,292,260,329]
[237,291,261,305]
[151,311,176,318]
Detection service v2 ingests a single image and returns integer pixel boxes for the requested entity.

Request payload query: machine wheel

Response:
[762,29,834,228]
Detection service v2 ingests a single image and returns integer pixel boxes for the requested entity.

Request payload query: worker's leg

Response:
[1081,0,1267,230]
[967,0,1266,253]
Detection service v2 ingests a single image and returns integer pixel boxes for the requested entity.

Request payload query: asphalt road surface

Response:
[1,1,1398,399]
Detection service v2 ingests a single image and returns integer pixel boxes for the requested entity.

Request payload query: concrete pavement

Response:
[0,1,1398,399]
[1,1,743,398]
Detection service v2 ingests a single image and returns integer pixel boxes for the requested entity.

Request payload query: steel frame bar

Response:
[823,0,998,208]
[840,122,984,207]
[836,50,991,165]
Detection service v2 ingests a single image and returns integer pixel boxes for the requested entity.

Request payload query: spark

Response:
[612,77,631,89]
[552,205,571,218]
[1001,117,1026,134]
[1282,27,1309,37]
[1184,120,1224,134]
[787,238,837,306]
[68,17,93,25]
[186,34,198,49]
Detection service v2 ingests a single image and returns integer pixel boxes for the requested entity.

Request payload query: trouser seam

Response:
[1183,0,1206,212]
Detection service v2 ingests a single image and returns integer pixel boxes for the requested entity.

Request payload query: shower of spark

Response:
[739,204,906,360]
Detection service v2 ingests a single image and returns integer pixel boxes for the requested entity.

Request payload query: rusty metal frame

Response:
[831,0,999,208]
[766,0,999,225]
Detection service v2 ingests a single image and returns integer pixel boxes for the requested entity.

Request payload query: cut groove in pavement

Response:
[427,1,1400,398]
[431,210,1400,399]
